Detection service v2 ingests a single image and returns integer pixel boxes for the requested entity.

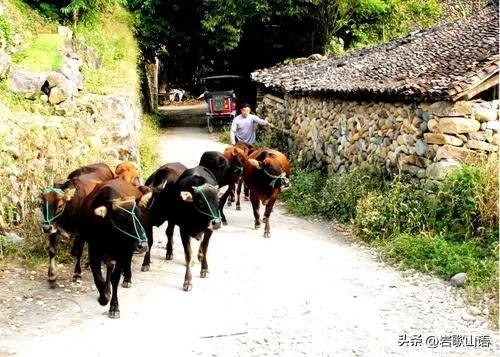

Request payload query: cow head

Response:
[40,186,76,234]
[180,184,228,230]
[228,147,247,176]
[115,162,141,186]
[93,192,152,253]
[248,156,290,191]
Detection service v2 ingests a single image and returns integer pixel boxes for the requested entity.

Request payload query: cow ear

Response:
[138,192,153,208]
[64,188,76,201]
[217,185,229,198]
[232,147,238,156]
[94,206,107,217]
[248,159,262,169]
[180,191,193,202]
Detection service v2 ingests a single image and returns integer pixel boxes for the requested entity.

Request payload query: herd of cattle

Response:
[40,143,290,318]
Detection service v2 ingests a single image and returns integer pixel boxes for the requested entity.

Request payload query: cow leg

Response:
[244,183,250,198]
[109,255,130,319]
[250,192,261,229]
[47,233,59,289]
[236,179,243,210]
[89,245,109,306]
[198,229,212,278]
[263,197,276,238]
[227,182,235,206]
[71,236,85,282]
[141,224,154,272]
[165,221,175,260]
[180,228,192,291]
[219,188,231,225]
[122,263,132,288]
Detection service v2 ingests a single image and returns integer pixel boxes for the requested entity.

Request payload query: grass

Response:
[139,113,161,179]
[77,5,139,96]
[12,33,64,72]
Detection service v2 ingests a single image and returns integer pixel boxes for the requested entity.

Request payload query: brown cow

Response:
[219,146,248,223]
[115,161,141,186]
[232,142,257,210]
[243,148,290,238]
[41,163,115,288]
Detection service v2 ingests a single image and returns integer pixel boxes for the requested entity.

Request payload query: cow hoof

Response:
[48,280,57,289]
[255,224,261,229]
[72,275,82,283]
[222,220,228,226]
[141,265,150,272]
[227,201,232,207]
[122,281,132,288]
[183,282,192,291]
[98,296,109,306]
[236,205,241,211]
[264,232,271,238]
[166,253,173,261]
[200,269,209,278]
[108,310,120,319]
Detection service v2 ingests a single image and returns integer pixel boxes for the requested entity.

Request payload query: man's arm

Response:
[252,114,273,128]
[230,117,237,144]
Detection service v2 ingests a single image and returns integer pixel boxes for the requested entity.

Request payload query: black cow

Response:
[143,162,187,268]
[80,178,152,318]
[148,166,227,291]
[199,151,235,225]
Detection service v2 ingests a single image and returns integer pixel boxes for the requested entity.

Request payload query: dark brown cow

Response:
[232,142,257,210]
[144,162,187,266]
[41,163,115,288]
[219,146,248,224]
[243,148,290,238]
[79,178,152,318]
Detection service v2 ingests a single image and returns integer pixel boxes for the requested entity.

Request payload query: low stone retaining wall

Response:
[257,94,499,181]
[0,93,141,228]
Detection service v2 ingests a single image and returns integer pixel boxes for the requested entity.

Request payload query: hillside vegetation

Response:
[0,0,160,264]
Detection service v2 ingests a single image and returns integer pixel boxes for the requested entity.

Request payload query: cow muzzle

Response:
[134,241,149,254]
[280,177,291,191]
[42,224,57,235]
[209,219,222,231]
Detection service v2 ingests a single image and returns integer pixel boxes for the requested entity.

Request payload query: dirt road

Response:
[0,127,497,356]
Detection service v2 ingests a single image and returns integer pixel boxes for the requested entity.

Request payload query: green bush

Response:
[281,168,324,216]
[317,165,385,223]
[354,178,431,241]
[12,33,64,72]
[139,114,161,179]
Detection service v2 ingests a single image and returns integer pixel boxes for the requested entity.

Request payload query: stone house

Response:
[251,5,499,182]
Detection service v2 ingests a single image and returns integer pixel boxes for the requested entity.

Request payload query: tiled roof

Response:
[251,5,499,101]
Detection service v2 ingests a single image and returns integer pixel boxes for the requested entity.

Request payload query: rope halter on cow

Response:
[233,164,243,175]
[41,188,66,225]
[192,184,221,221]
[263,170,287,189]
[109,200,148,243]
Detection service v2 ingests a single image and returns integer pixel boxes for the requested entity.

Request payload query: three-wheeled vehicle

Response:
[201,75,243,133]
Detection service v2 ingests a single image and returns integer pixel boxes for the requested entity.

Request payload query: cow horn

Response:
[139,192,153,208]
[217,185,229,198]
[155,178,168,191]
[94,206,107,217]
[248,159,262,169]
[64,188,76,201]
[180,191,193,202]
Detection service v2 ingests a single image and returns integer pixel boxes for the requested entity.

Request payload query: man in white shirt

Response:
[230,103,273,145]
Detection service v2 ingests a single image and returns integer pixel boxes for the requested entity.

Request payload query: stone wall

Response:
[257,93,499,181]
[0,93,142,228]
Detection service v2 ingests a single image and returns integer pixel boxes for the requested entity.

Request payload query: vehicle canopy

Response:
[200,75,244,92]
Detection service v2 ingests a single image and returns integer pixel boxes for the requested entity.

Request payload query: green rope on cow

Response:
[41,188,67,224]
[267,172,286,189]
[193,184,221,220]
[233,165,243,174]
[109,200,148,243]
[42,200,65,225]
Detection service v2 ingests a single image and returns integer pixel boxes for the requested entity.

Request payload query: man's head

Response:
[240,103,251,118]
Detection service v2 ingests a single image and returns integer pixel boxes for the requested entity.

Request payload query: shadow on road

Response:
[158,103,208,128]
